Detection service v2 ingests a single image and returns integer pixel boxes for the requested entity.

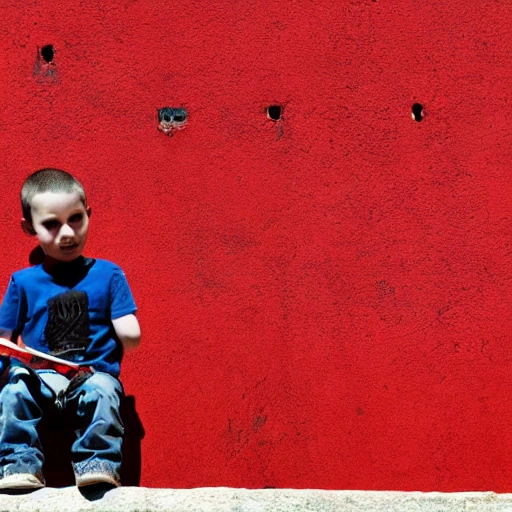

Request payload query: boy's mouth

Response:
[60,244,78,252]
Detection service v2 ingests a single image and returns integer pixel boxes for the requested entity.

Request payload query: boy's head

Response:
[21,168,87,224]
[21,169,91,265]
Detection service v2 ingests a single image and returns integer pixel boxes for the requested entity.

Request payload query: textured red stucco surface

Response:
[1,0,512,492]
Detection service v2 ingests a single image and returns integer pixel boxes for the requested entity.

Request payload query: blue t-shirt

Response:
[0,257,137,377]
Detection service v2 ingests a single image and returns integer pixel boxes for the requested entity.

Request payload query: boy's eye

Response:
[42,220,60,230]
[68,213,83,223]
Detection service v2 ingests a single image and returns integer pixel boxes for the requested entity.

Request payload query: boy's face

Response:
[22,191,91,264]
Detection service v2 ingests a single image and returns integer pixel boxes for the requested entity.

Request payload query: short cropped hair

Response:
[21,168,87,224]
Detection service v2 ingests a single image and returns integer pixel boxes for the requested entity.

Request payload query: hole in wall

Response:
[158,107,188,125]
[411,103,423,122]
[158,107,188,135]
[41,45,54,63]
[267,105,282,121]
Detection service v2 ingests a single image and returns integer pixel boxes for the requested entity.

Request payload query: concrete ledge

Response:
[1,487,511,512]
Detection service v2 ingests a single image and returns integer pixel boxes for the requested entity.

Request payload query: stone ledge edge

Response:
[1,487,511,512]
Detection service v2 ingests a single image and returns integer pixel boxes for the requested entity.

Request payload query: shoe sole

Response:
[75,472,120,488]
[0,473,45,490]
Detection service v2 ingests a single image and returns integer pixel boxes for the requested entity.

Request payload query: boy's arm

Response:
[0,276,21,344]
[112,314,141,351]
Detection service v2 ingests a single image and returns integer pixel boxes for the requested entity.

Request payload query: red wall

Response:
[1,0,512,492]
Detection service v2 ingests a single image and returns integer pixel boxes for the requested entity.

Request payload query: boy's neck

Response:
[43,255,85,272]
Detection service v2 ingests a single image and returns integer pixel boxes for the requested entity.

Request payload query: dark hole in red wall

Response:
[267,105,282,121]
[412,103,423,121]
[41,45,54,63]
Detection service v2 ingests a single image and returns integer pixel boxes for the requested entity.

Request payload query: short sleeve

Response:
[110,268,137,320]
[0,276,21,374]
[0,276,22,333]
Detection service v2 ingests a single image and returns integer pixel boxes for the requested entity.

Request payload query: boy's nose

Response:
[59,223,75,239]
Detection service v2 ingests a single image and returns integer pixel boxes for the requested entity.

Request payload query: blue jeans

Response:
[0,363,124,484]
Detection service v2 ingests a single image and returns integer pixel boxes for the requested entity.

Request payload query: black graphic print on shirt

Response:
[44,290,91,359]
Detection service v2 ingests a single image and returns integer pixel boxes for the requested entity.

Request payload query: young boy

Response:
[0,168,141,490]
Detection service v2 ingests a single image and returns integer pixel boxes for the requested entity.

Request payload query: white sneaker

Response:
[0,473,45,490]
[75,472,120,488]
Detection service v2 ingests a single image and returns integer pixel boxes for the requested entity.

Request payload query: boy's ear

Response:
[21,219,36,236]
[87,206,92,217]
